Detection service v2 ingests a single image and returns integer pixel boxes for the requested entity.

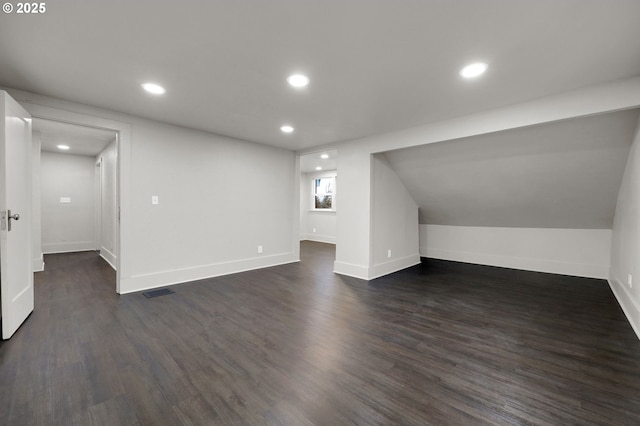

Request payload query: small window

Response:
[314,177,335,210]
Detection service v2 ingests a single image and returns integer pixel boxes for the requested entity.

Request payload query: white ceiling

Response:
[300,150,337,173]
[1,1,639,151]
[34,118,116,156]
[383,109,640,228]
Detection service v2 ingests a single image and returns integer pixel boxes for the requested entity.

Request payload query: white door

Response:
[0,91,33,339]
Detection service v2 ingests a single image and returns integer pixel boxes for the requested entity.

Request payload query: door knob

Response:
[7,209,19,231]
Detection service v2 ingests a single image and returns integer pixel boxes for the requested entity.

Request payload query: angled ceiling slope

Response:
[1,1,640,150]
[383,109,640,229]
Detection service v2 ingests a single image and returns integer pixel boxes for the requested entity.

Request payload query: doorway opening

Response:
[298,149,338,264]
[32,118,119,290]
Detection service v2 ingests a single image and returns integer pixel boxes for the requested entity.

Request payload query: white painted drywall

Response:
[609,116,640,339]
[31,132,43,271]
[384,110,636,229]
[299,171,337,244]
[370,154,420,278]
[97,139,117,269]
[9,88,298,294]
[8,78,640,289]
[334,147,372,279]
[330,77,640,280]
[41,152,96,253]
[123,119,295,291]
[421,225,611,279]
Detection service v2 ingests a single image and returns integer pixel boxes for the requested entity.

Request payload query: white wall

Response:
[334,152,420,280]
[299,170,337,244]
[97,139,117,269]
[334,148,372,278]
[421,225,611,279]
[609,117,640,339]
[8,78,640,289]
[8,88,298,294]
[31,132,43,271]
[370,154,420,278]
[123,119,295,291]
[41,152,96,253]
[329,77,640,281]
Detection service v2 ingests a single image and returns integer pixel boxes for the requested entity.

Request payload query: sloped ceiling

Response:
[383,109,640,229]
[1,1,640,150]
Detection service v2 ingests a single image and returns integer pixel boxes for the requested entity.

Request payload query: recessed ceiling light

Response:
[287,73,310,88]
[280,125,294,133]
[57,145,70,150]
[459,62,488,79]
[320,153,329,159]
[141,82,166,95]
[315,166,322,171]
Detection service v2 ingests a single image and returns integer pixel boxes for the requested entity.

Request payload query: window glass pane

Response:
[315,195,332,209]
[314,178,333,195]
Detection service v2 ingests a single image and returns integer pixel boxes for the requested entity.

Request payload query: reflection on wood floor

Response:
[1,241,639,424]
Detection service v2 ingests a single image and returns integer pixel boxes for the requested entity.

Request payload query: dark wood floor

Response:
[1,242,639,425]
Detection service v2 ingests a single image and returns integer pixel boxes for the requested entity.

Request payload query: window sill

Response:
[309,209,336,213]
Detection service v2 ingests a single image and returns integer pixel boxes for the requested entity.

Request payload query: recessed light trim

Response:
[57,145,70,150]
[320,153,329,159]
[280,125,294,133]
[315,166,322,171]
[459,62,488,79]
[287,73,310,88]
[141,82,166,95]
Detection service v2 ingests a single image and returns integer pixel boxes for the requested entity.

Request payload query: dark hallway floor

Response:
[1,242,639,424]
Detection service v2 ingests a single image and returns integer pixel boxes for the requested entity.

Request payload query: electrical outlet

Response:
[387,249,392,258]
[257,245,263,254]
[313,228,316,233]
[628,274,633,289]
[151,195,159,205]
[60,197,71,204]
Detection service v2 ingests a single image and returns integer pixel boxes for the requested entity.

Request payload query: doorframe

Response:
[21,102,130,294]
[95,156,103,252]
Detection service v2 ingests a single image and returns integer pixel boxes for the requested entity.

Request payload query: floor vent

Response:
[143,288,175,298]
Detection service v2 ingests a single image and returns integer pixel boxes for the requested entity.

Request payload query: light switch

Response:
[60,197,71,204]
[151,196,159,205]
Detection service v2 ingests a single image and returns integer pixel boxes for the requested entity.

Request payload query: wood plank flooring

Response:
[1,241,639,425]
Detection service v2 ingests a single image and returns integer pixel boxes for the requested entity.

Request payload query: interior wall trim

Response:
[608,279,640,341]
[119,252,299,294]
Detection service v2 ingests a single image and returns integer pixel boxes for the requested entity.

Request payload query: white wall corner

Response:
[32,254,44,272]
[100,247,117,271]
[334,255,420,281]
[369,254,421,280]
[608,279,640,341]
[303,234,336,244]
[333,261,370,280]
[42,241,97,254]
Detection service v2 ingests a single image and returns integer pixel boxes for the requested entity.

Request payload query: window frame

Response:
[310,173,337,212]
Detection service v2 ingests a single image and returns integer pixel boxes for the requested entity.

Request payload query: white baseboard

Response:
[424,247,608,279]
[300,234,336,244]
[32,254,44,272]
[119,252,299,294]
[43,241,96,254]
[608,279,640,341]
[333,261,370,280]
[334,255,420,281]
[100,247,117,271]
[369,254,421,280]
